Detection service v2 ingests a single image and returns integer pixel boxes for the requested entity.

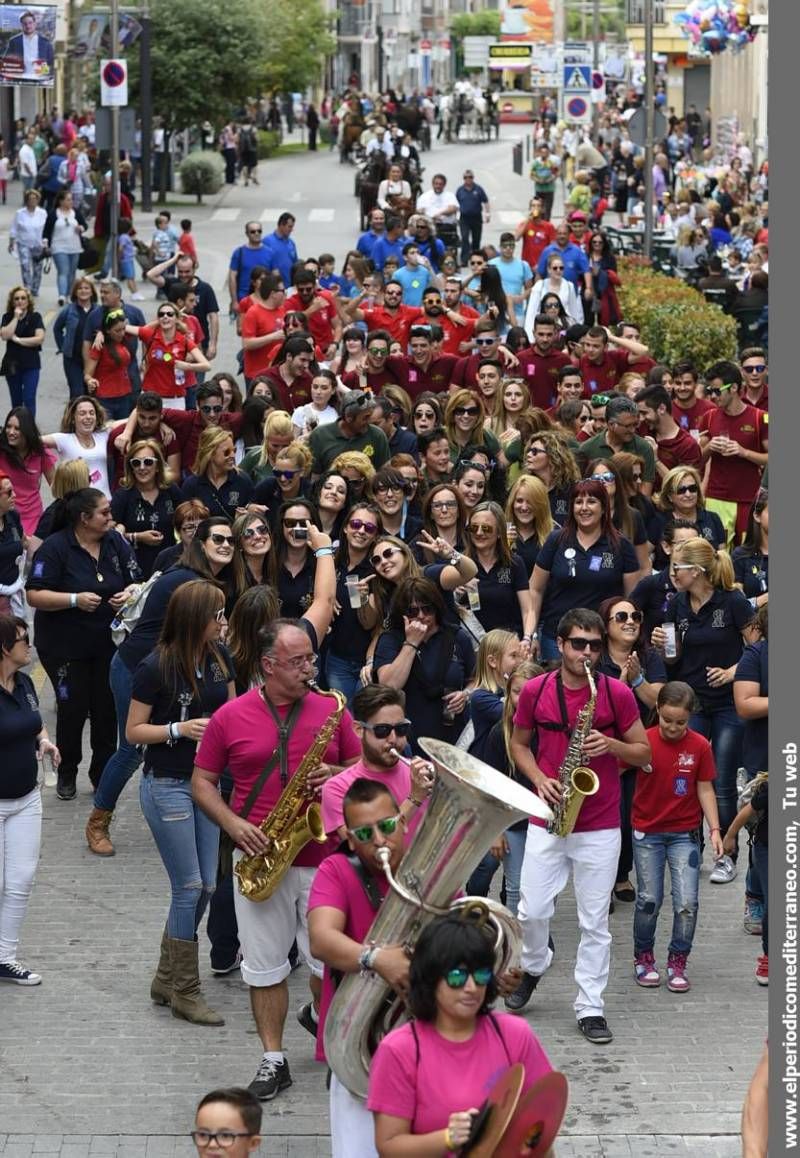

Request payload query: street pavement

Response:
[0,126,766,1156]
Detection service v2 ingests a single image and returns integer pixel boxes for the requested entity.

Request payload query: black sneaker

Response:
[211,950,242,976]
[56,773,76,801]
[504,971,540,1012]
[296,1001,318,1038]
[249,1056,292,1101]
[0,960,42,985]
[578,1016,613,1044]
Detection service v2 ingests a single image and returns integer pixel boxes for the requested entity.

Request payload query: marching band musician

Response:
[507,608,651,1045]
[192,619,361,1104]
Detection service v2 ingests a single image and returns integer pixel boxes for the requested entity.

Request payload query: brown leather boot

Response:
[150,928,172,1006]
[85,807,115,856]
[168,937,225,1026]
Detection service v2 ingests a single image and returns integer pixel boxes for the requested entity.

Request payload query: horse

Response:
[358,150,388,229]
[339,110,366,163]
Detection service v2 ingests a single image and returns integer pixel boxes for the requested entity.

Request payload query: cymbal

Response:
[463,1063,525,1157]
[493,1070,569,1156]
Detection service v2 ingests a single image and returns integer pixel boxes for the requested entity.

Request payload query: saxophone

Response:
[546,659,601,837]
[234,686,347,903]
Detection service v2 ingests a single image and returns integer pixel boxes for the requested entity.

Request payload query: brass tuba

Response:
[234,686,346,903]
[546,659,600,838]
[324,737,553,1099]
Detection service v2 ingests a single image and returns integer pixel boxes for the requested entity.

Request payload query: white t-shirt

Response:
[291,403,338,433]
[50,430,111,497]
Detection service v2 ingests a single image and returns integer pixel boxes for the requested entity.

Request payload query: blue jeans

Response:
[689,704,743,844]
[538,632,559,662]
[633,830,700,956]
[63,354,85,400]
[52,251,80,299]
[93,652,142,812]
[752,838,768,955]
[466,825,528,916]
[99,394,133,421]
[139,773,219,941]
[6,368,39,415]
[324,652,364,708]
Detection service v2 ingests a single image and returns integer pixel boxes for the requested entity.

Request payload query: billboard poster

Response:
[500,0,555,44]
[0,4,56,86]
[72,11,142,59]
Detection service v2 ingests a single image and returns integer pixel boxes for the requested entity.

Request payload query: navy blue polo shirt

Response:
[514,533,545,578]
[118,565,200,673]
[27,528,140,661]
[388,426,419,459]
[278,556,315,619]
[0,670,42,799]
[735,640,768,776]
[732,549,768,599]
[456,183,488,221]
[133,647,232,778]
[180,470,254,521]
[596,648,667,723]
[548,486,572,525]
[631,566,676,640]
[0,508,24,585]
[324,556,374,663]
[651,508,726,567]
[253,477,314,533]
[536,529,639,639]
[474,554,529,636]
[664,587,751,709]
[111,484,182,579]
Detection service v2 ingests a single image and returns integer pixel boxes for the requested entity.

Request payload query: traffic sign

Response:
[100,58,127,106]
[564,65,591,91]
[420,39,432,54]
[563,40,591,63]
[564,94,590,123]
[592,69,605,90]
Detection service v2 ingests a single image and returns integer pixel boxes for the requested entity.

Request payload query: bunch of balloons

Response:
[674,0,759,54]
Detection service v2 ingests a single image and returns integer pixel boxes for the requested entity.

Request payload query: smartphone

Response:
[293,526,309,541]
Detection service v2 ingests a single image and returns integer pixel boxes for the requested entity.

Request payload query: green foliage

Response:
[178,151,223,203]
[257,130,281,159]
[450,11,502,38]
[617,260,738,368]
[260,0,336,93]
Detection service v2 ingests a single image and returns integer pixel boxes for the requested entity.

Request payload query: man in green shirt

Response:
[577,394,656,497]
[529,144,560,220]
[309,391,391,476]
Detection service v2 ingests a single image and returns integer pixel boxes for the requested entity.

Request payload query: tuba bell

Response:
[324,737,553,1099]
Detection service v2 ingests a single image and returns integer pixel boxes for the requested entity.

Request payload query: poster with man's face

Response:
[0,5,56,86]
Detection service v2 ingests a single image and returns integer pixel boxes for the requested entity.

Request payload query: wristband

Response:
[631,673,645,688]
[70,593,77,609]
[749,596,758,609]
[530,630,539,640]
[315,547,334,558]
[444,1126,456,1152]
[709,827,721,834]
[403,641,420,652]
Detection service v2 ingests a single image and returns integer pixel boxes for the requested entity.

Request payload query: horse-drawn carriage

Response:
[356,149,423,230]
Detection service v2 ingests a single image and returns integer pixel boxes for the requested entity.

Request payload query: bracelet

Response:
[444,1126,456,1152]
[403,641,420,652]
[315,547,334,558]
[69,592,77,609]
[631,673,645,689]
[709,827,721,834]
[449,553,461,566]
[165,721,181,746]
[358,944,379,973]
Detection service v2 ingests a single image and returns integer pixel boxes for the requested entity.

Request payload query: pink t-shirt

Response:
[514,671,641,832]
[307,851,390,1063]
[367,1014,552,1141]
[195,687,361,868]
[0,449,56,535]
[321,758,427,841]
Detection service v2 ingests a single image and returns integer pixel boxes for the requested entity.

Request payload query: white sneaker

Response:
[130,292,145,301]
[710,854,737,884]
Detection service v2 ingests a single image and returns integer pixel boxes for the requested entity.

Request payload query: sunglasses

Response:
[406,603,435,617]
[475,337,496,346]
[106,308,125,320]
[632,474,643,483]
[347,814,403,843]
[130,457,156,469]
[368,346,389,356]
[200,404,223,415]
[358,719,412,739]
[214,607,226,623]
[284,518,309,528]
[242,524,269,539]
[431,499,457,511]
[454,406,480,417]
[209,532,234,546]
[593,472,616,484]
[247,228,262,235]
[349,518,378,534]
[564,637,603,653]
[371,546,400,566]
[707,383,734,397]
[157,311,177,319]
[273,468,299,480]
[612,610,643,624]
[526,446,547,457]
[444,966,493,989]
[743,364,766,373]
[469,523,495,535]
[550,265,565,272]
[415,409,436,420]
[675,483,699,495]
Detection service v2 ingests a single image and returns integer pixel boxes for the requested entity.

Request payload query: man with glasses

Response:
[340,330,403,394]
[516,315,571,409]
[578,395,657,497]
[636,384,702,482]
[577,324,651,398]
[309,390,391,475]
[83,278,145,395]
[345,277,423,348]
[508,608,650,1044]
[451,316,514,390]
[228,221,275,306]
[739,347,768,411]
[698,360,768,543]
[193,619,361,1104]
[356,208,387,262]
[455,171,490,267]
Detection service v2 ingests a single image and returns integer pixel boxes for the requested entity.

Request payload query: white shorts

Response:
[330,1074,377,1158]
[232,853,323,987]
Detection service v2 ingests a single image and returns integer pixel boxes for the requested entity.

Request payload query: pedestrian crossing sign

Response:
[563,65,591,91]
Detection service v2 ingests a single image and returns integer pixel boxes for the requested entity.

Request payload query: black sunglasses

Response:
[675,483,699,495]
[208,532,234,546]
[407,603,435,617]
[157,310,177,319]
[357,719,412,739]
[241,524,269,539]
[200,404,223,415]
[370,546,400,566]
[454,406,480,417]
[564,637,603,653]
[612,610,643,624]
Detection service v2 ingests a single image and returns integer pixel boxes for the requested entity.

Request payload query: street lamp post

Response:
[644,0,655,260]
[109,0,120,277]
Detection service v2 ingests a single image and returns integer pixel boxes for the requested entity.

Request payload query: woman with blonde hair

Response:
[465,501,532,641]
[111,440,182,578]
[521,428,580,523]
[652,536,751,886]
[505,474,555,577]
[181,426,255,521]
[240,409,294,484]
[485,378,532,443]
[34,458,90,540]
[444,390,500,461]
[653,465,725,563]
[330,449,375,504]
[468,630,524,759]
[252,439,313,526]
[368,530,477,632]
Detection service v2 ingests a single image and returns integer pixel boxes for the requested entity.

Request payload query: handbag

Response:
[78,240,99,270]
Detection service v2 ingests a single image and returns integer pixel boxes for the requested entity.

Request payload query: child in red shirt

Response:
[632,681,722,993]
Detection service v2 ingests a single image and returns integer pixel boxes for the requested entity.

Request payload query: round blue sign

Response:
[102,60,126,86]
[566,95,588,118]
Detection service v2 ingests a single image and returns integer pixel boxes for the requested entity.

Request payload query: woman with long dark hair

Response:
[322,502,382,705]
[231,509,278,591]
[0,406,54,544]
[477,265,510,333]
[275,497,319,619]
[584,457,649,577]
[128,579,235,1025]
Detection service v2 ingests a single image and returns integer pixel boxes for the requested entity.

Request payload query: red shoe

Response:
[755,955,768,986]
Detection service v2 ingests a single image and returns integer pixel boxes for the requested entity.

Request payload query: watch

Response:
[449,552,461,566]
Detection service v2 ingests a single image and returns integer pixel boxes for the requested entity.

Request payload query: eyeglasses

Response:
[707,383,735,397]
[266,651,316,671]
[743,364,766,374]
[190,1129,252,1148]
[273,468,299,480]
[475,337,496,346]
[179,521,199,533]
[208,532,234,546]
[675,483,699,496]
[406,603,435,617]
[214,607,227,623]
[357,719,412,739]
[611,610,643,624]
[349,518,378,534]
[284,517,309,529]
[199,403,223,415]
[374,481,403,495]
[130,457,156,469]
[593,471,615,484]
[469,524,495,535]
[526,446,547,457]
[247,228,262,235]
[14,632,29,645]
[370,546,400,566]
[368,346,389,356]
[242,524,269,539]
[444,966,493,989]
[431,500,457,511]
[347,814,403,843]
[564,637,603,653]
[157,311,177,319]
[453,406,480,418]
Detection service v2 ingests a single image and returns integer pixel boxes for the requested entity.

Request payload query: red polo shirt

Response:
[439,306,479,357]
[362,304,423,347]
[698,404,768,503]
[672,396,715,435]
[241,302,285,380]
[391,354,460,400]
[516,347,572,409]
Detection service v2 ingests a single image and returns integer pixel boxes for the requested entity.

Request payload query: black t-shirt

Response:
[325,556,374,663]
[596,648,667,723]
[651,508,726,569]
[0,671,42,800]
[664,587,751,709]
[180,470,254,521]
[477,717,528,833]
[535,528,639,639]
[152,542,183,575]
[278,555,315,619]
[548,486,572,525]
[631,567,676,641]
[735,640,768,776]
[118,565,200,673]
[0,508,23,585]
[27,527,140,661]
[111,484,182,579]
[474,554,529,636]
[732,548,768,599]
[373,626,475,755]
[1,310,43,371]
[132,647,232,778]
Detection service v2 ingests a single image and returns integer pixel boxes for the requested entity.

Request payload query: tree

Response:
[261,0,335,94]
[449,12,501,76]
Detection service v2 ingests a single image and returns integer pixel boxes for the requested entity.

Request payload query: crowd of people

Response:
[0,98,769,1157]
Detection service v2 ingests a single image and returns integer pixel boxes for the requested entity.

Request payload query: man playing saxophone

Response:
[192,620,361,1104]
[508,608,651,1045]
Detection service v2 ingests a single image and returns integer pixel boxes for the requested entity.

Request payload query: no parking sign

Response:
[100,58,127,106]
[565,94,590,124]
